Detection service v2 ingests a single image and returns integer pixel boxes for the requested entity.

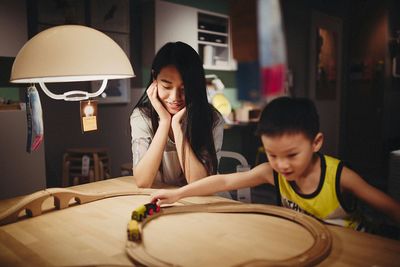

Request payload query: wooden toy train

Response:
[127,201,161,241]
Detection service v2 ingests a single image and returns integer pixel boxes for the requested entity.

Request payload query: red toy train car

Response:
[131,202,161,222]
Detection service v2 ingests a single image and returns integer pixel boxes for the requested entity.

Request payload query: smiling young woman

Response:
[130,42,224,188]
[155,65,185,114]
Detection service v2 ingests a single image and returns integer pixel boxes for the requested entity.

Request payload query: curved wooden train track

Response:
[0,188,332,266]
[126,203,332,267]
[0,187,150,226]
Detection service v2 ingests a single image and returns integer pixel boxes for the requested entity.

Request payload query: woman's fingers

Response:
[175,107,186,121]
[147,81,171,123]
[147,82,162,110]
[171,107,186,131]
[146,81,157,99]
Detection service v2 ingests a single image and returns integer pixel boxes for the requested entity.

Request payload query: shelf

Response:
[197,11,233,70]
[198,41,228,48]
[198,29,228,37]
[203,64,236,71]
[152,1,234,71]
[198,34,226,45]
[198,12,228,33]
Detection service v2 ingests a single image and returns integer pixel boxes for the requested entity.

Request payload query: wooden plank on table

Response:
[0,195,146,267]
[0,228,53,267]
[319,225,400,266]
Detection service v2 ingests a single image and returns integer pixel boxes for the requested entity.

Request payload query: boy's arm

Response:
[151,162,274,205]
[341,166,400,224]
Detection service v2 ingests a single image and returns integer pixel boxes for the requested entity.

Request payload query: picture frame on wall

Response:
[37,0,85,26]
[309,11,342,156]
[92,79,130,104]
[91,31,131,104]
[90,0,130,33]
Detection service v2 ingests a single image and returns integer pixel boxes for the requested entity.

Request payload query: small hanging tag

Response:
[80,100,98,132]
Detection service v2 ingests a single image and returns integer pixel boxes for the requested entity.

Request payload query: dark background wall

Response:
[279,0,400,190]
[1,0,400,195]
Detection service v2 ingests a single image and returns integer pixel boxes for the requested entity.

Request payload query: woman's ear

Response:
[312,132,324,152]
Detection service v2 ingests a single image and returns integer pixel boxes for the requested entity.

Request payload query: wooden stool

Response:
[62,147,110,187]
[120,162,133,176]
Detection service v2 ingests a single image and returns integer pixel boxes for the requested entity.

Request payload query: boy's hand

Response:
[147,81,171,124]
[150,189,181,206]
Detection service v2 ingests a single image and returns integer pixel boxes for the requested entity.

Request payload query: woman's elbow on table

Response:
[135,179,152,188]
[133,172,154,188]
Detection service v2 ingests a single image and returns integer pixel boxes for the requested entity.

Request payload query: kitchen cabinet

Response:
[151,0,235,71]
[197,11,234,70]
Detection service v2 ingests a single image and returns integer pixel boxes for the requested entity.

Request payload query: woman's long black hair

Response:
[132,42,220,176]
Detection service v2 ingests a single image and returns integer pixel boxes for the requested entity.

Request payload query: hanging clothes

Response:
[257,0,287,98]
[26,85,44,152]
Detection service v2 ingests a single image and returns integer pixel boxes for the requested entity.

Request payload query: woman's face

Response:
[156,65,185,114]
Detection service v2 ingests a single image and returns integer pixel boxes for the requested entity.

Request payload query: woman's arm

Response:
[151,162,274,205]
[133,121,169,187]
[213,113,225,164]
[341,166,400,224]
[171,108,208,183]
[133,82,171,188]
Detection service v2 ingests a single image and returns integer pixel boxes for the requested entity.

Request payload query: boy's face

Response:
[261,132,323,180]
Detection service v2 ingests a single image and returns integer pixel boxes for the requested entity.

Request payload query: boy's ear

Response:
[312,132,324,152]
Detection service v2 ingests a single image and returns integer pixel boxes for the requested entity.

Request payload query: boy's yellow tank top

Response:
[274,154,362,230]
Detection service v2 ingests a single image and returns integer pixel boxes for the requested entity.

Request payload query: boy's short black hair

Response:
[256,97,320,140]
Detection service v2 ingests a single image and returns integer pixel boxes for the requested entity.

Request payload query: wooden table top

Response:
[0,176,399,267]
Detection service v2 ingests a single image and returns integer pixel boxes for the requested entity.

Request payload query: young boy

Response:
[151,97,400,229]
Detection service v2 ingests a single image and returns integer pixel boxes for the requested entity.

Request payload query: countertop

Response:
[0,176,399,266]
